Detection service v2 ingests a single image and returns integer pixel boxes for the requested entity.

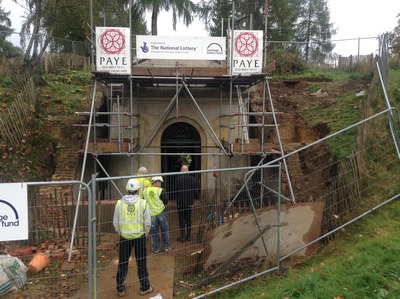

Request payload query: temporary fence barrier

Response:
[1,105,399,298]
[0,180,95,299]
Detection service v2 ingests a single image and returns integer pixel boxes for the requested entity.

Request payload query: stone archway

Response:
[161,122,201,192]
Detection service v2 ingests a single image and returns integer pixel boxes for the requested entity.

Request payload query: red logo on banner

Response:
[234,32,258,57]
[99,29,126,54]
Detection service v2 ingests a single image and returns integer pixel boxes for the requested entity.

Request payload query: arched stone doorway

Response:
[161,122,201,192]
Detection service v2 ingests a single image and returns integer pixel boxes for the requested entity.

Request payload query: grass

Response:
[389,66,400,107]
[0,75,19,111]
[211,200,400,299]
[0,118,55,181]
[0,69,92,182]
[275,69,373,82]
[300,85,366,160]
[40,69,91,116]
[275,68,374,160]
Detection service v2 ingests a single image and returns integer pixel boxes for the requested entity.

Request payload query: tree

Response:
[0,0,18,58]
[129,1,149,35]
[198,0,302,41]
[389,14,400,55]
[13,0,149,66]
[197,0,304,67]
[197,0,304,58]
[297,0,336,63]
[137,0,197,35]
[197,0,265,36]
[14,0,49,65]
[198,0,336,67]
[268,0,303,43]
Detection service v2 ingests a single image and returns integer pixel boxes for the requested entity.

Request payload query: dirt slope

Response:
[252,77,370,202]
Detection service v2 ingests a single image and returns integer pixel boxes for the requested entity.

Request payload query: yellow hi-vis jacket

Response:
[137,176,151,198]
[144,186,165,216]
[115,197,148,239]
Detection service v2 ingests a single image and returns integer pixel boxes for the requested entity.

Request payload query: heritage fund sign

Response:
[136,35,226,60]
[96,27,131,74]
[0,183,28,241]
[231,30,263,76]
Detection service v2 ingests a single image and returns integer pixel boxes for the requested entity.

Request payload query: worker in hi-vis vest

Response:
[144,176,171,254]
[113,178,154,297]
[136,166,151,198]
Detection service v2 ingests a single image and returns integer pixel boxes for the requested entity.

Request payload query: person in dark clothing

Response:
[173,165,198,242]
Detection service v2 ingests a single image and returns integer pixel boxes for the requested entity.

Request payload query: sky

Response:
[6,0,400,56]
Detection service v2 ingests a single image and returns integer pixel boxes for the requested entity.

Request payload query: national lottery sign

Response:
[136,35,226,60]
[0,183,28,241]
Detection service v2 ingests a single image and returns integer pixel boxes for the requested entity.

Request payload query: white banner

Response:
[231,30,264,76]
[96,27,131,74]
[0,183,28,241]
[136,35,226,60]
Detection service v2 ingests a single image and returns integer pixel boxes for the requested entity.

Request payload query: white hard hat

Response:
[137,167,148,175]
[151,176,164,183]
[126,178,141,192]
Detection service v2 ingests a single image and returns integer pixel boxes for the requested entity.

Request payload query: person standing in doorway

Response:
[173,165,198,242]
[113,178,154,297]
[136,166,151,199]
[144,176,171,253]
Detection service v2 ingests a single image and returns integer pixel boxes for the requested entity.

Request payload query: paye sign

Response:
[231,30,263,76]
[0,183,28,241]
[96,27,131,75]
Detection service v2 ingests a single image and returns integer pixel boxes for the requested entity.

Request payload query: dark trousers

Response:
[116,235,150,292]
[177,206,192,240]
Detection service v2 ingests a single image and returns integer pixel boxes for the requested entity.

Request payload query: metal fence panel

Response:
[90,165,281,298]
[0,181,93,298]
[1,107,399,298]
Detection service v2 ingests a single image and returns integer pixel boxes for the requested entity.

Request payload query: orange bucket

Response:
[28,253,50,274]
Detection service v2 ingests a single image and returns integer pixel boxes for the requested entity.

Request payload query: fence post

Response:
[86,177,93,299]
[89,173,97,299]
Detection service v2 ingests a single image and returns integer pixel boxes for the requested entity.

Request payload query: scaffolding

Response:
[79,68,275,155]
[74,60,295,202]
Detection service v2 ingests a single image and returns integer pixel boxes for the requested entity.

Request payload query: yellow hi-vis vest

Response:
[117,198,147,239]
[144,187,164,216]
[137,177,151,198]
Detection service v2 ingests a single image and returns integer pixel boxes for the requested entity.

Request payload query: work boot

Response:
[140,286,154,296]
[177,230,185,242]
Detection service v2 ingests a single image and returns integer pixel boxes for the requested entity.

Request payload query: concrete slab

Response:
[203,202,324,270]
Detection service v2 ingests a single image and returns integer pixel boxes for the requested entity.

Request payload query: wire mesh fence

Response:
[1,104,399,298]
[191,110,400,298]
[89,164,283,298]
[0,181,92,298]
